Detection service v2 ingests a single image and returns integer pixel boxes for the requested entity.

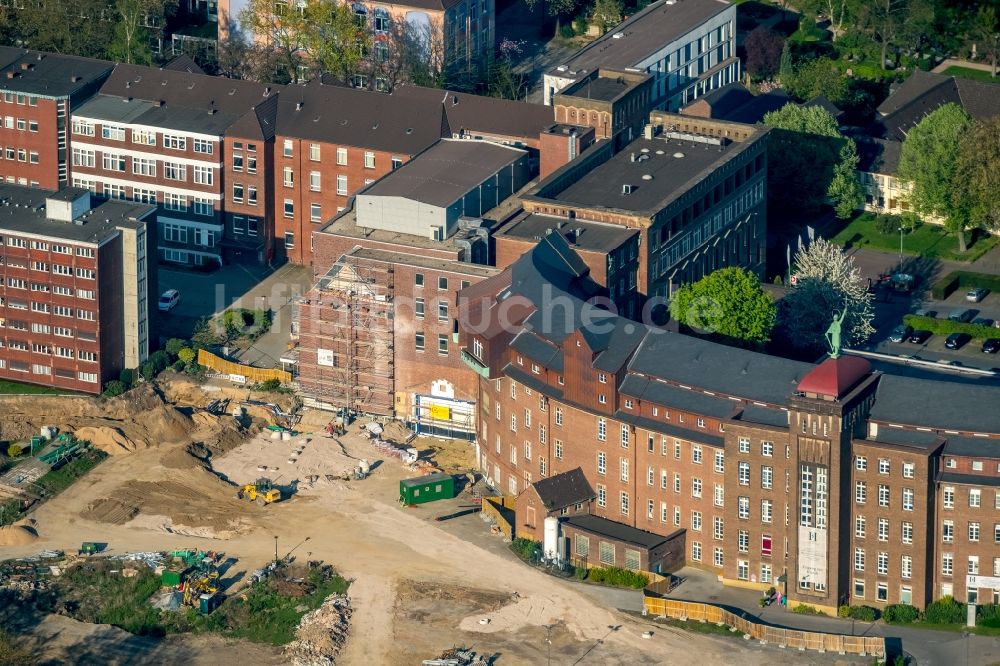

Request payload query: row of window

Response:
[0,360,97,383]
[1,147,39,163]
[1,92,39,106]
[280,140,396,171]
[72,122,212,154]
[73,149,215,185]
[0,301,95,318]
[2,339,97,358]
[940,520,1000,544]
[1,116,38,132]
[854,482,916,510]
[0,238,95,257]
[855,456,916,478]
[414,332,451,355]
[4,264,95,280]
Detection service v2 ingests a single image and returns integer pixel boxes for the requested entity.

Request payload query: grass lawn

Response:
[941,66,1000,84]
[829,213,1000,262]
[0,379,68,395]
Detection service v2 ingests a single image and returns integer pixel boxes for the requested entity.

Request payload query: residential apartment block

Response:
[458,233,1000,612]
[0,186,155,394]
[0,47,113,190]
[544,0,739,112]
[522,111,768,305]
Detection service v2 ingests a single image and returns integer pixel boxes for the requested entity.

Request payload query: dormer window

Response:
[625,399,633,409]
[598,373,607,384]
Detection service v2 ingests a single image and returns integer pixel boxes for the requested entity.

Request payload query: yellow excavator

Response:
[236,478,281,506]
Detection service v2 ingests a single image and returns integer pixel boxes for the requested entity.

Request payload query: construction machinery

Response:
[236,478,282,506]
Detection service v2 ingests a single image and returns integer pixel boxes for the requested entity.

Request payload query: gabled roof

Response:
[161,54,206,75]
[802,95,844,121]
[870,374,1000,434]
[529,468,595,510]
[873,70,1000,141]
[856,137,901,175]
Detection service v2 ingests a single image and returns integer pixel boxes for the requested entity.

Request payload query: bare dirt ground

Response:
[1,389,808,666]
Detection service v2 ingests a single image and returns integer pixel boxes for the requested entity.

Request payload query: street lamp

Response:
[899,226,904,266]
[274,535,279,564]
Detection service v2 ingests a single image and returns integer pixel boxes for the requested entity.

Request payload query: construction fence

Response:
[643,589,885,657]
[197,349,293,385]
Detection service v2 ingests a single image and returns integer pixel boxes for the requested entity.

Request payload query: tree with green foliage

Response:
[898,103,972,249]
[970,6,1000,77]
[591,0,623,35]
[669,267,776,346]
[299,0,370,85]
[109,0,172,65]
[763,103,862,217]
[858,0,907,69]
[778,238,874,353]
[177,347,196,365]
[783,58,850,106]
[103,380,127,398]
[165,338,188,356]
[778,42,793,82]
[952,117,1000,235]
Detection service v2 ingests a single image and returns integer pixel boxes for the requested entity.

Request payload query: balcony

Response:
[460,348,489,379]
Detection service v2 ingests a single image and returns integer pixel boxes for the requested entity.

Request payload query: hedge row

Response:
[582,566,649,589]
[901,314,998,340]
[931,271,1000,300]
[838,604,879,621]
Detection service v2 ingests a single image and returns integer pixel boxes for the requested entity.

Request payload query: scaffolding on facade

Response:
[297,254,395,417]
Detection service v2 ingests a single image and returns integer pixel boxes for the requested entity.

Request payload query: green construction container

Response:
[399,472,455,506]
[199,592,221,614]
[161,569,184,587]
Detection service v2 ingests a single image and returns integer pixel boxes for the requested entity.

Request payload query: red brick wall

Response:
[0,97,63,189]
[223,135,274,263]
[273,137,410,266]
[311,230,463,281]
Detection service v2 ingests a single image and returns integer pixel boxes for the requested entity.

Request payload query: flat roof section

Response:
[0,185,152,243]
[361,140,527,208]
[343,247,501,278]
[495,212,638,253]
[552,136,739,213]
[0,47,112,97]
[551,0,732,77]
[563,76,632,102]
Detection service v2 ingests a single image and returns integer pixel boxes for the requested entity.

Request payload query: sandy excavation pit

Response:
[211,431,363,492]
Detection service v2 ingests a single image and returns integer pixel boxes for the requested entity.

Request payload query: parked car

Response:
[973,317,995,327]
[158,289,180,312]
[888,324,913,343]
[908,330,932,344]
[913,308,937,318]
[945,332,971,349]
[983,339,1000,354]
[948,308,975,323]
[966,287,989,303]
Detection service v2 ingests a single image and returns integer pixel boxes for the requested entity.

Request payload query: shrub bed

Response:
[583,566,649,589]
[883,604,921,624]
[838,605,879,621]
[924,596,965,625]
[901,315,997,340]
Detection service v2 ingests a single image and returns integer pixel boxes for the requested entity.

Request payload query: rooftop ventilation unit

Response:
[622,184,637,195]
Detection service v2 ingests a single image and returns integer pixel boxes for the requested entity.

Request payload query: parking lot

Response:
[155,263,314,366]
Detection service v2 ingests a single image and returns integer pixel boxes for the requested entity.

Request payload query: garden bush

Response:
[924,596,964,624]
[510,538,539,561]
[874,214,899,235]
[847,605,879,622]
[792,603,823,615]
[102,380,127,398]
[977,604,1000,627]
[6,443,23,458]
[165,338,188,356]
[177,347,196,364]
[575,566,588,581]
[585,566,649,589]
[931,271,1000,300]
[883,604,920,624]
[172,360,187,372]
[558,23,575,39]
[902,315,997,340]
[118,368,135,389]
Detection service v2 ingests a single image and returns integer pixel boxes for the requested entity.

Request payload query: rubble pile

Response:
[284,593,353,666]
[422,647,494,666]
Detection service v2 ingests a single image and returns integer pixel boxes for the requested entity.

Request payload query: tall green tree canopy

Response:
[897,103,971,248]
[762,103,862,219]
[952,116,1000,233]
[669,267,776,346]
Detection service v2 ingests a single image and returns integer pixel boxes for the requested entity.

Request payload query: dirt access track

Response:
[0,379,810,666]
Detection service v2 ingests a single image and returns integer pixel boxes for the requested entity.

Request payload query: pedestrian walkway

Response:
[664,567,998,666]
[932,58,997,74]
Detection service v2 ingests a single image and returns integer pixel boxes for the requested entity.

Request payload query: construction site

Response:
[0,373,825,665]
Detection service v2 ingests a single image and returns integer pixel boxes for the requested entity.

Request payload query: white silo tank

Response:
[543,517,560,560]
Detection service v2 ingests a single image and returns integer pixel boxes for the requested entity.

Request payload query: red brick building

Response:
[457,233,1000,611]
[0,47,113,190]
[0,186,155,393]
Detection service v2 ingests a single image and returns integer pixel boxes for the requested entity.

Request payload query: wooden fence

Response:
[197,349,292,385]
[481,496,515,541]
[643,590,884,657]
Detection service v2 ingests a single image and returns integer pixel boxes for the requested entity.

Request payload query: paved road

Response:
[666,567,1000,665]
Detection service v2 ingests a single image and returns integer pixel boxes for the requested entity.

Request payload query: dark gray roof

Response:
[589,318,648,373]
[551,0,732,76]
[616,411,725,446]
[562,76,633,102]
[0,47,112,98]
[0,185,153,243]
[868,426,942,450]
[939,472,1000,488]
[870,374,1000,434]
[278,79,446,154]
[506,365,564,400]
[510,330,564,371]
[79,64,278,136]
[551,134,759,215]
[530,468,595,510]
[360,140,527,207]
[735,405,789,428]
[344,247,500,277]
[562,513,673,549]
[495,213,639,253]
[802,95,844,120]
[161,54,206,75]
[627,331,811,406]
[620,375,737,418]
[942,436,1000,458]
[873,71,1000,141]
[399,471,453,488]
[856,138,901,175]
